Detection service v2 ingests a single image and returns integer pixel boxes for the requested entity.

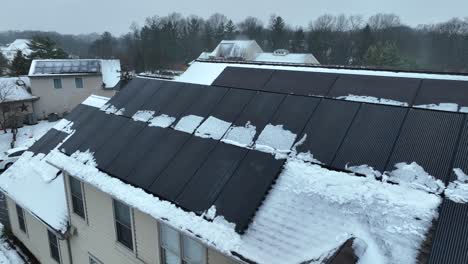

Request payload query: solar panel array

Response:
[29,67,468,249]
[33,60,101,75]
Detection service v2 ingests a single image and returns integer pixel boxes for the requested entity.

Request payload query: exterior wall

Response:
[30,75,115,119]
[64,174,241,264]
[0,101,35,129]
[5,196,71,264]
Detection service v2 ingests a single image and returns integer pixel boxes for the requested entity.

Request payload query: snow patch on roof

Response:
[336,94,409,107]
[100,59,121,88]
[71,150,97,168]
[174,115,205,134]
[415,103,460,112]
[195,116,232,140]
[445,169,468,203]
[254,52,319,64]
[255,124,297,154]
[346,164,382,179]
[460,107,468,113]
[237,159,441,264]
[132,110,155,122]
[53,119,74,134]
[221,122,256,148]
[384,162,445,194]
[81,94,110,108]
[0,152,68,233]
[149,114,176,128]
[0,77,36,102]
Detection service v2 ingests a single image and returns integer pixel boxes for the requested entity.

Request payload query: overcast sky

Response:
[1,0,467,35]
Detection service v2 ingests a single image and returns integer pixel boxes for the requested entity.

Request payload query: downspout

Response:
[66,238,74,264]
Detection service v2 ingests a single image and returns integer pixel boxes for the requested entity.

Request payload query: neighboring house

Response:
[2,64,468,264]
[28,59,121,119]
[198,40,319,64]
[0,77,38,128]
[0,39,32,61]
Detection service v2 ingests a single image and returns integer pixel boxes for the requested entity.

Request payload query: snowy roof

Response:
[13,73,467,263]
[0,95,110,234]
[29,59,121,88]
[254,52,319,64]
[0,39,31,61]
[0,77,38,102]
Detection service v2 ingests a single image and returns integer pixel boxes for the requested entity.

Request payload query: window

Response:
[89,254,103,264]
[113,199,133,250]
[75,78,84,88]
[69,177,85,219]
[16,204,26,233]
[48,230,61,263]
[53,78,62,89]
[160,224,206,264]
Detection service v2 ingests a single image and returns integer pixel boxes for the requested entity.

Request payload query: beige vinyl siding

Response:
[6,196,71,264]
[208,248,241,264]
[133,210,160,263]
[30,75,115,119]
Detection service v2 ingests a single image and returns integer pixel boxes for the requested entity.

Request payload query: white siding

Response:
[6,196,71,264]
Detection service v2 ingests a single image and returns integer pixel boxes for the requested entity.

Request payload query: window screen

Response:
[16,204,26,233]
[48,230,61,263]
[160,223,206,264]
[75,78,84,88]
[70,177,85,219]
[113,199,133,250]
[53,79,62,89]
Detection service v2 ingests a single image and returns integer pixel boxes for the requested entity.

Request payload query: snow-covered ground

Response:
[0,120,58,158]
[0,225,24,263]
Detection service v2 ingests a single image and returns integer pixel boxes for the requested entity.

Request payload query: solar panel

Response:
[268,95,320,134]
[414,79,468,109]
[449,117,468,182]
[92,119,147,170]
[105,126,168,181]
[125,130,191,189]
[332,104,408,172]
[295,99,360,164]
[150,136,218,201]
[121,79,166,117]
[176,143,248,212]
[386,109,464,181]
[428,199,468,264]
[104,78,149,110]
[215,151,285,233]
[328,74,421,104]
[70,105,99,130]
[175,85,228,119]
[138,81,183,114]
[212,67,274,90]
[29,129,68,155]
[33,60,100,75]
[264,70,337,96]
[204,89,256,121]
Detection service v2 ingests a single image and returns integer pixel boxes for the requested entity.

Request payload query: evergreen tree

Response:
[353,24,374,64]
[89,32,116,59]
[269,15,288,50]
[225,20,237,39]
[290,28,306,52]
[0,53,8,76]
[10,51,30,75]
[363,41,405,67]
[28,36,68,59]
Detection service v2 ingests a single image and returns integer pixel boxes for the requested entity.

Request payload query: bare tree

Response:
[368,13,401,30]
[0,80,15,133]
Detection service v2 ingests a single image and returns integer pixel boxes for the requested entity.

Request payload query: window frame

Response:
[69,176,86,220]
[48,230,61,263]
[15,204,27,234]
[88,253,103,264]
[53,78,62,89]
[159,223,207,264]
[75,77,84,88]
[112,199,134,251]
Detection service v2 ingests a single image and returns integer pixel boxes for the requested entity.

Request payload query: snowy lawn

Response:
[0,120,58,158]
[0,225,24,264]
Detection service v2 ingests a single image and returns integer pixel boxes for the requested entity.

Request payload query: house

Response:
[0,77,39,128]
[1,63,468,264]
[0,39,32,61]
[28,59,121,119]
[198,40,319,64]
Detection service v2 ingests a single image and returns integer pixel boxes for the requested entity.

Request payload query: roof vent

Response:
[273,49,290,56]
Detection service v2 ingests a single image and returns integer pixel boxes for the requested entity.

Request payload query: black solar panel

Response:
[70,105,99,130]
[264,70,337,96]
[212,67,274,90]
[295,99,360,164]
[174,85,228,120]
[414,79,468,109]
[122,79,165,117]
[204,89,256,122]
[104,78,149,111]
[386,109,464,181]
[328,74,421,104]
[125,130,190,189]
[449,117,468,182]
[150,136,218,201]
[176,143,248,212]
[29,129,68,155]
[332,104,407,172]
[215,150,285,233]
[138,81,182,114]
[33,60,100,75]
[428,199,468,264]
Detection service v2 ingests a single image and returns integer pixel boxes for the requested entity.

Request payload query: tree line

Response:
[1,13,468,75]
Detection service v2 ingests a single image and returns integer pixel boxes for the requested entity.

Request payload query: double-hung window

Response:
[75,78,84,88]
[160,224,206,264]
[53,78,62,89]
[16,204,26,233]
[48,230,61,263]
[113,199,134,250]
[69,177,85,219]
